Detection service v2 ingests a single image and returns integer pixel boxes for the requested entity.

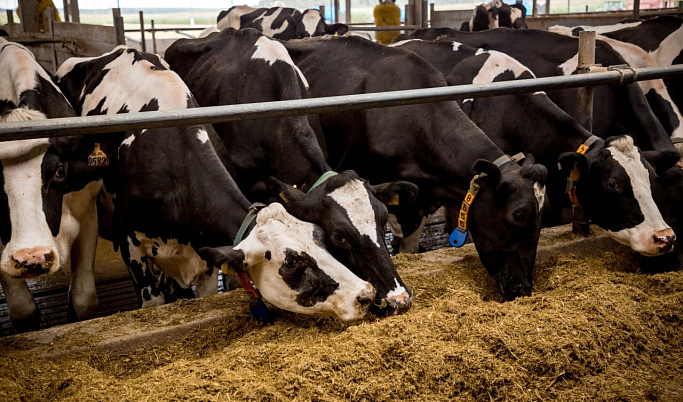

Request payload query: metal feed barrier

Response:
[1,64,682,140]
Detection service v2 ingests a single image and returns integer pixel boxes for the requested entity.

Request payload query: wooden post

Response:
[546,0,551,14]
[44,7,58,73]
[319,5,325,21]
[62,0,70,22]
[113,8,125,46]
[19,0,41,33]
[532,0,538,16]
[151,20,157,54]
[139,11,146,52]
[334,0,340,23]
[70,0,80,23]
[414,0,422,28]
[406,0,415,26]
[573,30,596,237]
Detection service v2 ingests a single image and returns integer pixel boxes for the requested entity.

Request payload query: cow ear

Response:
[473,159,502,187]
[558,152,589,179]
[198,246,245,274]
[641,150,680,174]
[521,162,548,188]
[371,181,419,207]
[329,23,349,36]
[267,176,306,206]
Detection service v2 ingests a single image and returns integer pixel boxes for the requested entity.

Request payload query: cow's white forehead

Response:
[328,180,381,248]
[301,10,322,36]
[252,36,310,89]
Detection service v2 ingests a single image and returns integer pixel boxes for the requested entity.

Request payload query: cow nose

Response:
[654,229,676,254]
[11,247,55,276]
[356,285,376,316]
[385,291,413,316]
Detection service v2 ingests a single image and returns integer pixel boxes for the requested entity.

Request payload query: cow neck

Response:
[229,202,274,323]
[449,154,513,247]
[564,135,601,208]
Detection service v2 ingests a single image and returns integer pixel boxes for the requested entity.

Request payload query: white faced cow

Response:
[0,38,101,333]
[55,46,375,321]
[165,28,418,317]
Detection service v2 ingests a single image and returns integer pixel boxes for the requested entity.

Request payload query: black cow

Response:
[164,28,418,316]
[0,38,102,333]
[392,39,676,256]
[55,46,376,321]
[283,35,549,300]
[217,6,348,40]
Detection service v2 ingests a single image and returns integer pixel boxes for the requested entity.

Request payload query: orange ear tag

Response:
[88,143,109,167]
[386,194,399,206]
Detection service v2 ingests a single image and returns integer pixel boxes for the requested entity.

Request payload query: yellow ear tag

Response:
[292,184,297,189]
[569,163,581,182]
[220,263,230,275]
[88,143,109,167]
[279,192,288,203]
[386,193,399,206]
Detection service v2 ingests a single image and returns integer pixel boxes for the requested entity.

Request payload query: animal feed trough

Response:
[0,225,681,401]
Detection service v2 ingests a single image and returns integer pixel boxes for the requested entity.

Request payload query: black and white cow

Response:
[0,38,101,333]
[217,6,348,40]
[462,0,527,31]
[54,46,376,321]
[392,39,676,256]
[551,16,683,111]
[164,28,418,316]
[397,28,677,155]
[548,25,683,153]
[283,35,549,301]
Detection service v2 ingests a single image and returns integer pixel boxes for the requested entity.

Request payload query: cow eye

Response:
[513,211,527,224]
[54,165,66,181]
[606,180,619,191]
[284,256,297,268]
[332,233,346,244]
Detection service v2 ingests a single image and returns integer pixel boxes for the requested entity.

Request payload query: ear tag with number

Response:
[88,143,109,167]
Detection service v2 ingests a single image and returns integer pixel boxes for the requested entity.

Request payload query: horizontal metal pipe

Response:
[0,65,681,141]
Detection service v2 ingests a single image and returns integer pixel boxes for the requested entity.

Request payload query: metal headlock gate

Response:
[1,64,682,140]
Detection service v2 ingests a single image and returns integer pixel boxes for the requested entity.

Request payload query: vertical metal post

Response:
[113,8,125,46]
[532,0,538,16]
[633,0,640,19]
[151,20,157,54]
[573,30,596,237]
[334,0,340,23]
[345,0,351,23]
[139,11,146,52]
[6,10,13,24]
[421,0,428,27]
[577,30,595,132]
[406,0,415,26]
[546,0,551,14]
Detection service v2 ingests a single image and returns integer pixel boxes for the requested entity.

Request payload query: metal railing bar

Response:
[0,64,681,141]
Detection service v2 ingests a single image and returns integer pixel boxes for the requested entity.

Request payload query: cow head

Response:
[268,170,419,316]
[559,136,675,256]
[199,203,375,321]
[467,157,548,300]
[0,39,90,279]
[298,9,348,38]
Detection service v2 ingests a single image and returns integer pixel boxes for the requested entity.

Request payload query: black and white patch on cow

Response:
[0,38,101,332]
[251,35,309,89]
[200,203,375,320]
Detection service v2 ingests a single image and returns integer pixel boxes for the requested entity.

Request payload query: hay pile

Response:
[0,231,681,401]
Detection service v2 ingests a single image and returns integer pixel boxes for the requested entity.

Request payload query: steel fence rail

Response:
[0,64,682,141]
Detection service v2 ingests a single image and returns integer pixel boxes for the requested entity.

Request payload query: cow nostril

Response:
[11,247,55,272]
[357,289,375,306]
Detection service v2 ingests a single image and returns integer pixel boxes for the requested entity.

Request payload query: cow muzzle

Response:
[356,285,377,318]
[653,229,676,255]
[9,247,56,277]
